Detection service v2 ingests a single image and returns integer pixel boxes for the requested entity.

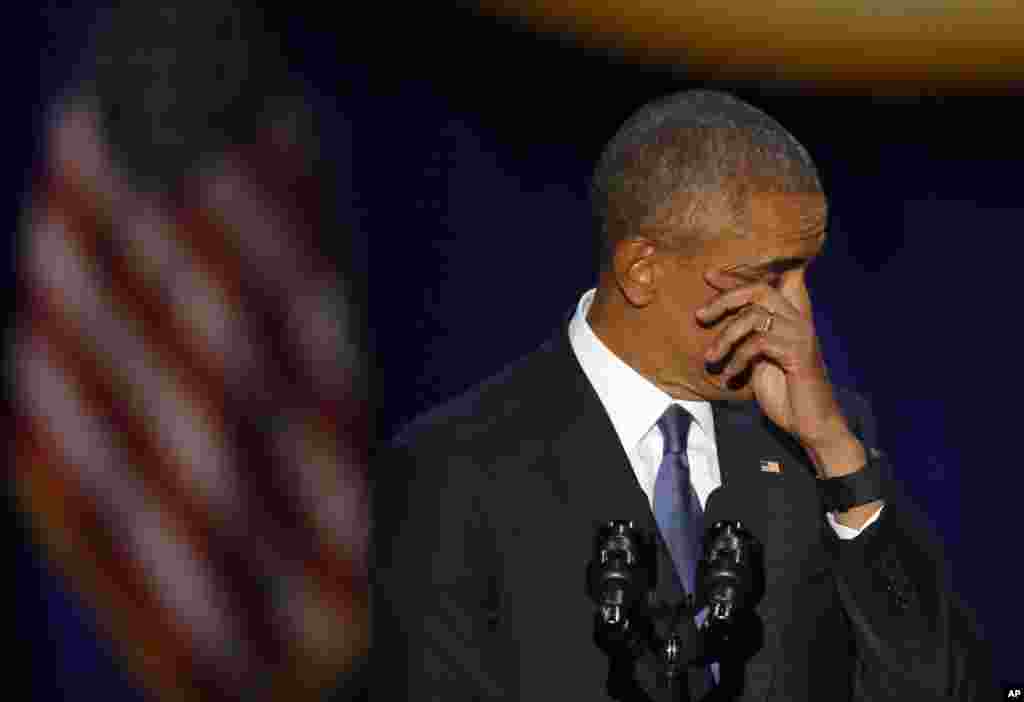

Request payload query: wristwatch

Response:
[818,447,889,512]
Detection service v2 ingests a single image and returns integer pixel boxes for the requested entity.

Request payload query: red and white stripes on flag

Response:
[12,103,369,701]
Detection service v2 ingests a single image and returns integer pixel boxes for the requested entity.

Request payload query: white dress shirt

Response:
[568,288,882,540]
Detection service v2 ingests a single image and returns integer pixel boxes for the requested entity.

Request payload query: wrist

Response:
[802,427,866,479]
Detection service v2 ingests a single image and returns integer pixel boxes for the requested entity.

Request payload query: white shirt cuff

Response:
[826,502,885,539]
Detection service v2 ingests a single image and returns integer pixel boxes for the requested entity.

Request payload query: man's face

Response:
[647,190,827,402]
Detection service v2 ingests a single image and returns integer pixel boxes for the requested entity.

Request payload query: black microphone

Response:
[586,520,654,652]
[698,486,765,656]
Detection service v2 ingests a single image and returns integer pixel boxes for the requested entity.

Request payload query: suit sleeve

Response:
[831,391,998,701]
[371,439,508,701]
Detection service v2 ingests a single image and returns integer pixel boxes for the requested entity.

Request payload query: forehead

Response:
[746,191,827,232]
[708,191,827,261]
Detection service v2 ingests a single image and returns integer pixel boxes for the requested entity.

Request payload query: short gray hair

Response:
[590,89,822,265]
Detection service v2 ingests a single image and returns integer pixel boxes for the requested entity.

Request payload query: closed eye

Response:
[724,257,808,286]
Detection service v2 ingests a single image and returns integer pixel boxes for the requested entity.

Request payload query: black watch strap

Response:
[818,448,889,512]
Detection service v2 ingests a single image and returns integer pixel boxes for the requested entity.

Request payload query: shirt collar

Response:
[568,288,715,451]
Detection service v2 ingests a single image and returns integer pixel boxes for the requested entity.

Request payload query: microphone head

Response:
[699,486,766,611]
[703,485,748,527]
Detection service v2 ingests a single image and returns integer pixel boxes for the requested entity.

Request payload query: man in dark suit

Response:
[372,90,996,700]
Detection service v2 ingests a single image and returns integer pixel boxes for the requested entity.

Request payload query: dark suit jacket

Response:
[372,321,996,701]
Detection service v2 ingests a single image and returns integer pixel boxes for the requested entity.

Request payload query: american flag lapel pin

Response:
[760,459,782,473]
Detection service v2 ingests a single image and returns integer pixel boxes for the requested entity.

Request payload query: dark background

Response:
[15,3,1024,698]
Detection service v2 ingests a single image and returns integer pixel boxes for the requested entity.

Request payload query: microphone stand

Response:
[588,519,762,700]
[593,592,696,702]
[589,522,708,700]
[658,594,702,699]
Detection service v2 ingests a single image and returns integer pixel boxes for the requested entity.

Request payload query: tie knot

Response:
[657,404,692,456]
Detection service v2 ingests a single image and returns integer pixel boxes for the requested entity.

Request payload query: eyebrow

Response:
[723,256,812,280]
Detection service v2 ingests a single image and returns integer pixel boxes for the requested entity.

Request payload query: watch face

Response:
[476,2,1022,88]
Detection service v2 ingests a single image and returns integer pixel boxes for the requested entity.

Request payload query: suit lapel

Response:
[548,304,648,517]
[710,401,782,701]
[544,325,661,546]
[545,323,683,591]
[712,399,808,487]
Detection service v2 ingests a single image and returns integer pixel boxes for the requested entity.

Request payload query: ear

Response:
[612,237,660,307]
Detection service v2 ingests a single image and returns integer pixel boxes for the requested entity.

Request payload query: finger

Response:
[696,282,797,327]
[704,266,761,291]
[779,268,813,317]
[704,305,793,363]
[696,283,767,326]
[720,333,791,385]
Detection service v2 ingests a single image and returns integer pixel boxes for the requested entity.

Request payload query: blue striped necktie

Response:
[654,404,718,691]
[654,404,704,597]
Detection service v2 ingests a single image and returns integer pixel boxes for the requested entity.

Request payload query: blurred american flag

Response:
[12,101,368,701]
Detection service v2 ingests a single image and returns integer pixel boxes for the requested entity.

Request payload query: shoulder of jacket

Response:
[388,333,565,456]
